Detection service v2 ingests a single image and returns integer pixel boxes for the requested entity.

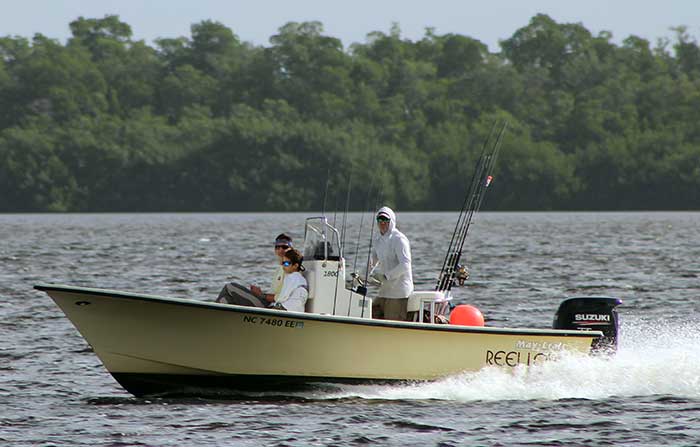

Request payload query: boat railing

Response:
[303,217,342,262]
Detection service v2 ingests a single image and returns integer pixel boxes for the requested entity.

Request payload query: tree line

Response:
[1,14,699,211]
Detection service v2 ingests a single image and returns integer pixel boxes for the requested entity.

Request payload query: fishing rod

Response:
[436,119,508,293]
[446,121,503,273]
[333,168,353,314]
[340,170,353,257]
[346,175,377,316]
[352,173,378,275]
[436,120,499,290]
[332,192,339,229]
[437,120,507,291]
[358,174,386,318]
[437,120,499,283]
[442,121,506,289]
[321,167,331,217]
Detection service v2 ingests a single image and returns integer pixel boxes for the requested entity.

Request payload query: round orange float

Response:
[449,304,485,326]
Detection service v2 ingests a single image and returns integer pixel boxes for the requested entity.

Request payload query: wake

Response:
[317,320,700,402]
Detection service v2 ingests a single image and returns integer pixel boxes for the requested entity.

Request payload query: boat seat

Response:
[407,291,449,323]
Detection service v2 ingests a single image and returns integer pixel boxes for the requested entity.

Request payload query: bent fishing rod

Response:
[436,119,508,293]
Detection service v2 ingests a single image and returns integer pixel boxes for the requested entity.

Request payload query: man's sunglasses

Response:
[275,245,290,249]
[376,217,390,223]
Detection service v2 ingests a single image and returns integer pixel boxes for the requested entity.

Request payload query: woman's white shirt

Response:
[275,271,308,312]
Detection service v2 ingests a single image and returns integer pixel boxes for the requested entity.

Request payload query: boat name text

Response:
[514,340,564,351]
[485,350,549,367]
[242,315,305,329]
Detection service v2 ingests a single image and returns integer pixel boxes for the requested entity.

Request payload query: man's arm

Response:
[385,236,412,280]
[250,285,276,303]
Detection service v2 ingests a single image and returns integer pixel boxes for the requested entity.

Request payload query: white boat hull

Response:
[37,284,602,396]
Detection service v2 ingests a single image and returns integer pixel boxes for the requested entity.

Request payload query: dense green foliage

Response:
[1,15,699,211]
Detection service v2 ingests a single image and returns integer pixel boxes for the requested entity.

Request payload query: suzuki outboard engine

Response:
[553,296,622,352]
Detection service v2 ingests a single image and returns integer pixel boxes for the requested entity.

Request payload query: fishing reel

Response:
[349,272,381,296]
[350,272,381,286]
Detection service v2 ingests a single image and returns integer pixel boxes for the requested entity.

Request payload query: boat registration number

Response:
[243,315,304,329]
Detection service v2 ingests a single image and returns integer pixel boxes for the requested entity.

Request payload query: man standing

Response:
[370,206,414,321]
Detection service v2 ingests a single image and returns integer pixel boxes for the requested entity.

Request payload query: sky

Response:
[1,0,699,51]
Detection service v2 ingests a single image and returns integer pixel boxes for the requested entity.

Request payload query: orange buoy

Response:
[449,304,485,326]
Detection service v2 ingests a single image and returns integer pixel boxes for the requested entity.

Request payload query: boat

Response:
[36,121,623,397]
[35,216,622,397]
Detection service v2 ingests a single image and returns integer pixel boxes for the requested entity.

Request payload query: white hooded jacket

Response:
[370,206,414,298]
[275,271,308,312]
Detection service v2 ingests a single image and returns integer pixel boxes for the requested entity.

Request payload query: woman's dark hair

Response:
[284,248,305,271]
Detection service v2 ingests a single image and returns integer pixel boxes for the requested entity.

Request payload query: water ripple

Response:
[2,212,700,446]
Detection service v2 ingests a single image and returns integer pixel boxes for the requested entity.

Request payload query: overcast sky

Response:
[1,0,699,51]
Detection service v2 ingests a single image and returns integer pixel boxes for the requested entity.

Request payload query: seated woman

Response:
[268,248,308,312]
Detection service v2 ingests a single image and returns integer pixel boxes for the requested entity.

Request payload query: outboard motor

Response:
[553,296,622,352]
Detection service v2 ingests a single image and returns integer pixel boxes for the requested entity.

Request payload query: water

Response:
[1,212,700,446]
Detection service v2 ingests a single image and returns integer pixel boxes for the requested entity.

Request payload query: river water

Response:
[1,212,699,446]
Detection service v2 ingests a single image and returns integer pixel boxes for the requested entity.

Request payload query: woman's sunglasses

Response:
[281,260,292,267]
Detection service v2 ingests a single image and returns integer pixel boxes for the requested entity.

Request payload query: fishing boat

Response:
[35,120,622,397]
[35,216,621,397]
